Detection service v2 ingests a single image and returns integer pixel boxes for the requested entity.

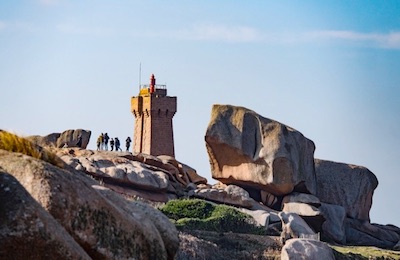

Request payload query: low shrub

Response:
[160,198,265,235]
[160,199,215,220]
[0,130,63,167]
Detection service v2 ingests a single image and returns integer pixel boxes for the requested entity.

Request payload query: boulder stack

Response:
[204,104,400,250]
[205,104,316,196]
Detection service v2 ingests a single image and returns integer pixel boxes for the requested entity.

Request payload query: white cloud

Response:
[169,25,400,48]
[379,32,400,49]
[306,30,400,49]
[144,24,262,43]
[55,21,400,49]
[189,24,261,43]
[143,24,400,49]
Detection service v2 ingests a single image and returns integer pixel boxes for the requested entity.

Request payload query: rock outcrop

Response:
[204,104,400,251]
[205,104,316,196]
[56,148,207,202]
[28,129,91,149]
[2,98,400,258]
[281,193,325,232]
[0,172,91,259]
[315,159,378,221]
[281,238,335,260]
[189,184,255,208]
[319,203,346,244]
[0,150,179,259]
[345,219,400,249]
[279,212,318,243]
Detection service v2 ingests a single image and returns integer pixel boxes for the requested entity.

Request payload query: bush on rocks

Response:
[160,199,265,234]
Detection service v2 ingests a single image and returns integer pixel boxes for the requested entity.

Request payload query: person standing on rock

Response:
[100,133,105,150]
[110,138,115,151]
[104,133,110,150]
[115,137,122,151]
[125,136,132,152]
[97,135,102,151]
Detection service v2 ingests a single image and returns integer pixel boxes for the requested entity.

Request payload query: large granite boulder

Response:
[239,208,281,228]
[315,159,378,221]
[189,184,255,208]
[205,104,316,196]
[320,203,346,244]
[281,238,335,260]
[27,133,61,148]
[56,129,91,148]
[394,240,400,251]
[282,192,325,232]
[0,150,177,259]
[282,192,321,207]
[93,185,179,260]
[58,150,170,191]
[55,149,203,201]
[158,155,208,185]
[345,218,400,249]
[279,212,317,243]
[0,172,90,259]
[28,129,91,149]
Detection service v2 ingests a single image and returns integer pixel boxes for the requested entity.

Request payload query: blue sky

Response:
[1,0,399,227]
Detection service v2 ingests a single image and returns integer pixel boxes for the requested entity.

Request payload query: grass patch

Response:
[331,245,400,260]
[160,199,265,235]
[0,130,63,168]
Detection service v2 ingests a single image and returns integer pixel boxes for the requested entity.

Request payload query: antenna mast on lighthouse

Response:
[138,62,142,92]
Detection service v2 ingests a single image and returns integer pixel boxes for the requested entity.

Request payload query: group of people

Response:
[96,133,132,152]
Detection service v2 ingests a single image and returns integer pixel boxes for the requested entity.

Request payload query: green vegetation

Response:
[0,130,63,168]
[331,245,400,260]
[160,199,265,234]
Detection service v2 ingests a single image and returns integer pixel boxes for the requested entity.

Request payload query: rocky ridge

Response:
[1,104,400,259]
[204,104,400,250]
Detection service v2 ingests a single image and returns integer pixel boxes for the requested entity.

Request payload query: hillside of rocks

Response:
[1,104,400,259]
[205,104,400,249]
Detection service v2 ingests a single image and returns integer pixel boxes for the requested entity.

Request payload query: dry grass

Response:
[0,130,64,168]
[331,245,400,259]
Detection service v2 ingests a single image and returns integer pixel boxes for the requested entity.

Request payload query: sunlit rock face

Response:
[0,150,178,259]
[205,104,316,196]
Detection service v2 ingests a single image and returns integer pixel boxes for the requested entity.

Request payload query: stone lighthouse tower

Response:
[131,74,177,157]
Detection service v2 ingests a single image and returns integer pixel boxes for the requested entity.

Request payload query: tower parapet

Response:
[131,74,177,157]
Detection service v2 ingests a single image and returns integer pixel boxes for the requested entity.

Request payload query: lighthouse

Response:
[131,74,177,157]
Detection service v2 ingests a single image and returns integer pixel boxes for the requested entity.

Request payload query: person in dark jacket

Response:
[110,138,115,151]
[115,137,122,151]
[104,133,110,150]
[125,136,132,152]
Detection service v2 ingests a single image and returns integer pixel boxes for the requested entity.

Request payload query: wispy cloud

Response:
[306,30,400,49]
[187,24,261,42]
[144,24,262,43]
[171,25,400,49]
[141,24,400,49]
